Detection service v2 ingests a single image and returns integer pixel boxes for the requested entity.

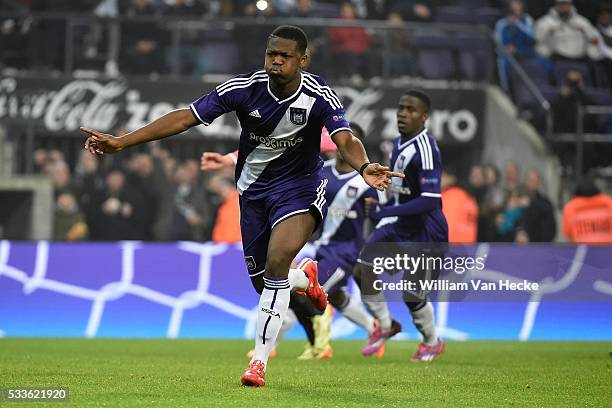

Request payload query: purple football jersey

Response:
[190,70,351,200]
[315,160,378,248]
[381,129,448,242]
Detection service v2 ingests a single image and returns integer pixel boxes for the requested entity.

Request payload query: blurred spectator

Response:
[386,12,416,77]
[390,1,434,23]
[126,152,163,240]
[490,160,527,240]
[516,169,557,242]
[53,192,88,241]
[89,170,147,240]
[208,173,241,243]
[328,2,373,81]
[271,0,298,15]
[164,0,209,77]
[483,164,506,212]
[441,168,479,243]
[73,149,104,193]
[562,178,612,243]
[534,0,601,61]
[467,164,487,204]
[552,70,598,133]
[147,144,178,241]
[46,160,75,196]
[495,0,543,91]
[292,0,315,17]
[502,160,522,201]
[33,148,48,174]
[46,149,66,165]
[496,188,529,241]
[72,150,105,237]
[478,164,505,241]
[170,162,209,241]
[364,0,391,20]
[119,0,167,75]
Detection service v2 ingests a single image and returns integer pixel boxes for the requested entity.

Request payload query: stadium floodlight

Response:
[256,0,268,11]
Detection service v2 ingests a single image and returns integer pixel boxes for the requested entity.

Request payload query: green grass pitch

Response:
[0,339,610,407]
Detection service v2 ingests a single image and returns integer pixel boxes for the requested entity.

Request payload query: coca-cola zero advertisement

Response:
[0,76,484,145]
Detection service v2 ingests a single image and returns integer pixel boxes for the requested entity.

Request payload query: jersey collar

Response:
[267,72,304,104]
[398,128,428,150]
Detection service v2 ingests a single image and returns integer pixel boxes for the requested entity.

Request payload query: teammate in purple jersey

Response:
[356,90,448,362]
[310,123,386,357]
[81,25,402,387]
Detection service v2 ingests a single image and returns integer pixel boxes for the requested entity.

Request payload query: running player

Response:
[309,123,386,357]
[356,90,447,362]
[203,124,390,359]
[81,25,402,386]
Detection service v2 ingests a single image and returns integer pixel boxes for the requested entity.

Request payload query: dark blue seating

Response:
[418,49,456,79]
[435,7,474,24]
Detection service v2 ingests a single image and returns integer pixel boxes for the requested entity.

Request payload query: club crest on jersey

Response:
[347,186,358,198]
[245,256,256,271]
[289,107,307,125]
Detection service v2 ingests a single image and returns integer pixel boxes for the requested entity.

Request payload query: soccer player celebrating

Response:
[203,124,392,359]
[81,25,401,387]
[356,91,448,362]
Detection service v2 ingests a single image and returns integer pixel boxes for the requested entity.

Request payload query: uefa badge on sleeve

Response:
[289,107,306,125]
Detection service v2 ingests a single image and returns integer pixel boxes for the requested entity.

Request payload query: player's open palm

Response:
[81,127,123,156]
[363,163,404,191]
[200,152,235,171]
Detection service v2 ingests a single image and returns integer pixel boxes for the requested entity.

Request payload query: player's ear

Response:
[299,49,309,70]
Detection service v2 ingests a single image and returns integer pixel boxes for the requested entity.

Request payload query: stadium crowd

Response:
[1,1,611,84]
[35,142,240,243]
[32,141,610,244]
[1,0,610,243]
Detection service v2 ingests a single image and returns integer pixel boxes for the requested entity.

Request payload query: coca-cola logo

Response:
[0,78,482,143]
[44,80,125,131]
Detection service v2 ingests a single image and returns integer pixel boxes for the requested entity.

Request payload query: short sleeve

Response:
[309,77,350,136]
[190,89,236,126]
[415,137,442,198]
[323,109,351,137]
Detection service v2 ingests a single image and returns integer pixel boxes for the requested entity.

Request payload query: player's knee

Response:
[264,252,292,278]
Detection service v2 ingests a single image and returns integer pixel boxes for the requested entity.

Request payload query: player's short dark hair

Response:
[269,25,308,55]
[349,122,366,141]
[404,90,431,113]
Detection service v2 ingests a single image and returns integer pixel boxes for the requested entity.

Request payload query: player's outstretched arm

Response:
[82,108,199,156]
[200,151,237,171]
[331,130,403,191]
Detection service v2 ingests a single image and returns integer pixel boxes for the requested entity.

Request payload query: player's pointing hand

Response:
[363,163,404,191]
[81,127,124,156]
